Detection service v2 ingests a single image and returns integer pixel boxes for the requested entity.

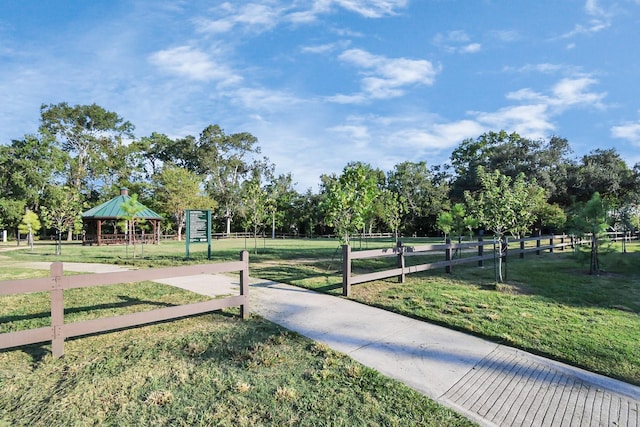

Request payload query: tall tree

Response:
[450,131,572,203]
[195,125,269,234]
[386,161,450,235]
[571,148,632,205]
[0,198,26,243]
[39,102,134,194]
[0,135,65,211]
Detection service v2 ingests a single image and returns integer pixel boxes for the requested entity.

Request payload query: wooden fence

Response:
[0,251,249,357]
[342,233,637,296]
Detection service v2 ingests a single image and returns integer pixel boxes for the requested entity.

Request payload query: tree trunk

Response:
[226,217,231,236]
[67,228,73,241]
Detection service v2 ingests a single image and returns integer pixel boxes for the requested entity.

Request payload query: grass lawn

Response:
[0,243,473,426]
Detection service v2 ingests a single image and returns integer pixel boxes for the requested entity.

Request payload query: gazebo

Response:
[82,188,163,246]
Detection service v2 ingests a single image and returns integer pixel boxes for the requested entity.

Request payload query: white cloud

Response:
[560,0,612,38]
[301,40,351,54]
[332,48,440,102]
[196,0,408,33]
[149,46,241,85]
[433,30,481,54]
[550,77,606,108]
[332,0,409,18]
[195,3,284,34]
[460,43,482,54]
[503,63,566,74]
[505,76,606,110]
[232,87,305,112]
[611,122,640,145]
[390,120,486,151]
[473,104,554,140]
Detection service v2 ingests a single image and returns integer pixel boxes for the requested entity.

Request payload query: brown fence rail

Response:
[0,251,250,357]
[342,233,638,296]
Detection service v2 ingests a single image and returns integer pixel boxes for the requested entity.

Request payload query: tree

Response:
[378,189,407,243]
[571,192,609,274]
[154,165,216,241]
[119,194,146,258]
[386,161,450,235]
[19,209,42,250]
[450,131,572,204]
[264,173,299,237]
[39,102,134,194]
[0,198,26,243]
[0,135,65,212]
[322,163,379,245]
[41,186,84,255]
[571,148,632,205]
[195,125,270,235]
[239,178,269,254]
[464,168,540,282]
[436,211,453,240]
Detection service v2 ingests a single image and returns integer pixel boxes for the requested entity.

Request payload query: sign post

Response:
[185,209,212,260]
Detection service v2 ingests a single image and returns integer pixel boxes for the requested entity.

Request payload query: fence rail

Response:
[342,232,638,296]
[0,252,250,357]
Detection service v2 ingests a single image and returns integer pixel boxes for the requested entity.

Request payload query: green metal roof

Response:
[82,190,163,220]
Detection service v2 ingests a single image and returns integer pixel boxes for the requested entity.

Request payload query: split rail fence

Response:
[342,232,637,296]
[0,251,249,357]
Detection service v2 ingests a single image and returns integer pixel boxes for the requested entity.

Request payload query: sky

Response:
[1,0,640,191]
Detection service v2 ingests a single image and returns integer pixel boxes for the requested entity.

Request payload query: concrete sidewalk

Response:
[157,273,640,427]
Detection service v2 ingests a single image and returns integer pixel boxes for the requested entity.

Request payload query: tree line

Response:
[1,102,639,249]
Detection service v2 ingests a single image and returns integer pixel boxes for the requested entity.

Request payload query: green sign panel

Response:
[185,209,211,259]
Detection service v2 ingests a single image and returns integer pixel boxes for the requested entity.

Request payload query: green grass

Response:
[0,277,471,426]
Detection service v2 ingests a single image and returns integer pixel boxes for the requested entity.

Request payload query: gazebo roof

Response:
[82,188,163,220]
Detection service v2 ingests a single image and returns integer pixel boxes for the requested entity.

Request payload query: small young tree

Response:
[378,189,407,243]
[322,163,379,245]
[239,178,269,254]
[19,209,42,250]
[120,194,145,259]
[41,186,84,255]
[436,211,453,240]
[573,192,609,274]
[465,168,539,282]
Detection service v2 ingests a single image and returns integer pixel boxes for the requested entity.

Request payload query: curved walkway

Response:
[8,261,640,426]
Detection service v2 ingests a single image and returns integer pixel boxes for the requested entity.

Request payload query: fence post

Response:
[560,235,565,251]
[520,236,525,259]
[478,230,484,267]
[536,230,541,255]
[50,262,65,358]
[240,250,249,319]
[445,238,452,273]
[550,234,555,253]
[342,245,352,296]
[396,241,405,283]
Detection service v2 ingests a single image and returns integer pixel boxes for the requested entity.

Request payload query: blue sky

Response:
[1,0,639,191]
